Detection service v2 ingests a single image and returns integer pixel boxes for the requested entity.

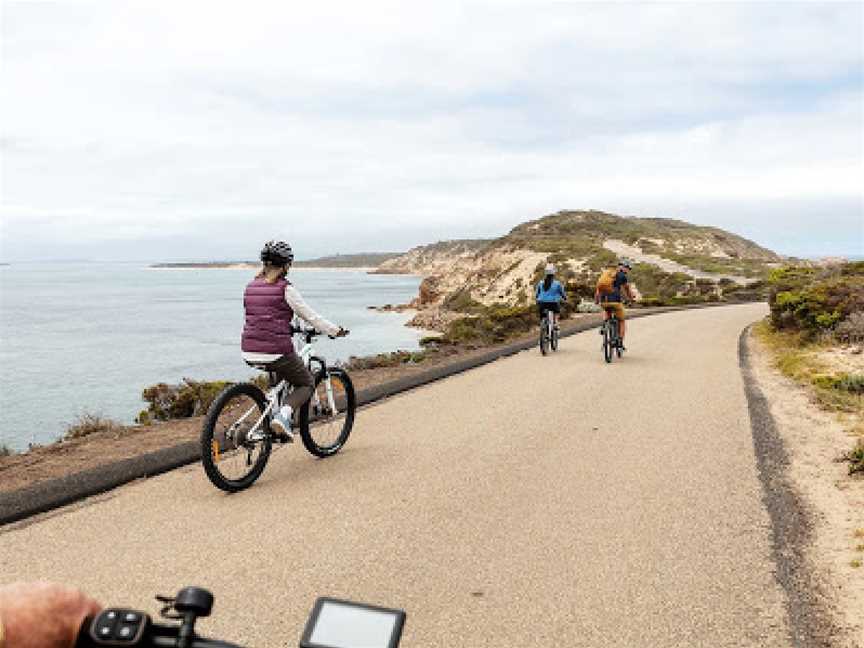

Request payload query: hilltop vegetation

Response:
[294,252,402,268]
[375,210,785,332]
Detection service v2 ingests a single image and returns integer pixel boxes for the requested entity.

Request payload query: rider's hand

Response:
[0,581,102,648]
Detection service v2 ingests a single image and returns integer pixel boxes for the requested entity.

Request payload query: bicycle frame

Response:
[245,329,336,442]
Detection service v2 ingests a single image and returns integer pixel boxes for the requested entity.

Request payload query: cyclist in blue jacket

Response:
[535,263,566,331]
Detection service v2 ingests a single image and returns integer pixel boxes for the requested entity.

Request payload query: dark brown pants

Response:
[266,353,314,410]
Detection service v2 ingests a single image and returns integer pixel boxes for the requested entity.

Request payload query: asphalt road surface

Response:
[0,303,793,647]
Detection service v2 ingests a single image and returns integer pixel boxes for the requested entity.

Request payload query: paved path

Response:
[0,303,792,647]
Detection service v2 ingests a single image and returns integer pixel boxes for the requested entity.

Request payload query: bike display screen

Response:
[300,598,405,648]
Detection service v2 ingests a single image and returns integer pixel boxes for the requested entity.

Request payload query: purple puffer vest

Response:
[241,278,295,354]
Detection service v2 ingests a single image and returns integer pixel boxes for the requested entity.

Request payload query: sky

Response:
[0,1,862,262]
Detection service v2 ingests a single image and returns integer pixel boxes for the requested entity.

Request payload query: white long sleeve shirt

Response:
[242,284,340,363]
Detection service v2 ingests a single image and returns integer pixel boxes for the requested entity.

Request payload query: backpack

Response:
[596,267,617,295]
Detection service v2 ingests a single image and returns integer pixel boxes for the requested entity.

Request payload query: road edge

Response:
[738,324,840,647]
[0,301,753,527]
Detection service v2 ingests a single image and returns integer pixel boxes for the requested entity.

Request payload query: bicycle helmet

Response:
[260,240,294,266]
[545,263,556,275]
[618,258,632,269]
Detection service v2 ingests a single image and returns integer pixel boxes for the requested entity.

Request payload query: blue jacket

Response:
[535,279,565,303]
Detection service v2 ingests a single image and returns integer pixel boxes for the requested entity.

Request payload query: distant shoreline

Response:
[148,263,381,272]
[149,252,401,271]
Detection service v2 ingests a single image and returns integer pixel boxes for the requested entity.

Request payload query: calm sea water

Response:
[0,263,422,451]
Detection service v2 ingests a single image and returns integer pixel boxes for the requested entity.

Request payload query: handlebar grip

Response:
[74,616,97,648]
[75,615,246,648]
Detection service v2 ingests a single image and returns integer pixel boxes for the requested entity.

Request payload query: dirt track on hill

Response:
[1,304,805,647]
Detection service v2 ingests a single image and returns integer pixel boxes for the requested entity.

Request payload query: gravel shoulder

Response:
[746,329,864,647]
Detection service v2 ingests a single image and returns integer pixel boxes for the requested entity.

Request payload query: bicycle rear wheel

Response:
[602,321,613,363]
[551,322,559,351]
[539,316,549,355]
[201,383,272,492]
[299,368,356,457]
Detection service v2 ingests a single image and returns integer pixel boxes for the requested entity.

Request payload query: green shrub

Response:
[629,264,693,302]
[137,379,231,423]
[439,304,537,345]
[0,444,13,457]
[768,263,864,336]
[442,289,484,313]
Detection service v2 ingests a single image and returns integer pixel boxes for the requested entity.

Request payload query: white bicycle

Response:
[539,305,560,355]
[201,324,356,492]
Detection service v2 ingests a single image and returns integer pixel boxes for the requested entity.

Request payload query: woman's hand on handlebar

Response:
[0,581,102,648]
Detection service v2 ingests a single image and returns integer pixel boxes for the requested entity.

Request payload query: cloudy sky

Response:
[1,1,862,262]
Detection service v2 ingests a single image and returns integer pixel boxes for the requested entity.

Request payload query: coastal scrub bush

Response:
[137,379,231,423]
[64,413,126,440]
[834,311,864,345]
[343,350,431,371]
[628,264,693,302]
[440,304,536,345]
[442,289,484,313]
[0,444,13,457]
[768,263,864,336]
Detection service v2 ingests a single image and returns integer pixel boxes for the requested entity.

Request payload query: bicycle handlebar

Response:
[75,587,403,648]
[290,325,350,340]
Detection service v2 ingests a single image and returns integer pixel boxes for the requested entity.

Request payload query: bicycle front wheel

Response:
[299,368,356,457]
[201,383,272,492]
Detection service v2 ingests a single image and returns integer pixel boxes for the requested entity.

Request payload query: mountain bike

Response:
[600,305,624,363]
[538,305,560,356]
[200,325,356,492]
[75,585,406,648]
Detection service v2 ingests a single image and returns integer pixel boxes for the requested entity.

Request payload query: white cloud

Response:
[1,0,862,260]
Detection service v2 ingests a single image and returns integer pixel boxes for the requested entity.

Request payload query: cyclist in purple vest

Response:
[241,240,348,441]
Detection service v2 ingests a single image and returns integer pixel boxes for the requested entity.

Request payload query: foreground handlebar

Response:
[76,616,246,648]
[76,587,404,648]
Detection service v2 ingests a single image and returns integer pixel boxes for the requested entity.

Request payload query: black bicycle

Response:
[75,586,406,648]
[200,326,356,492]
[600,306,624,363]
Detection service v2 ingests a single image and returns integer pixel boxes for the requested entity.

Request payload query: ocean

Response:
[0,263,423,451]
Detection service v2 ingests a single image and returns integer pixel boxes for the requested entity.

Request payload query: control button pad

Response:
[90,609,149,645]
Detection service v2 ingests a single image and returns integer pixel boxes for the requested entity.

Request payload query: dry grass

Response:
[63,413,127,440]
[756,320,864,475]
[755,321,864,414]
